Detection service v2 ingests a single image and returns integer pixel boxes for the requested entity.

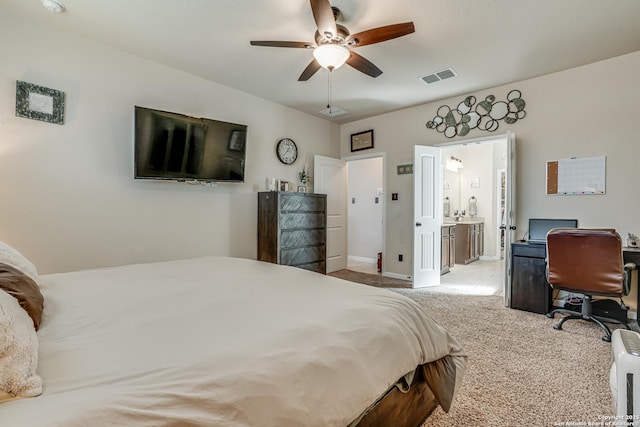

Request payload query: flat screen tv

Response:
[528,218,578,244]
[134,106,247,183]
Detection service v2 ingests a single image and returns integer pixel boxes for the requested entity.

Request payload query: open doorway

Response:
[345,155,384,275]
[435,134,511,296]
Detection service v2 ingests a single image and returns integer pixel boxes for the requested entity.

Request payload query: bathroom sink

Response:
[443,217,484,224]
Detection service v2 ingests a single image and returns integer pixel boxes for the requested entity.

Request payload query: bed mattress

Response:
[1,256,466,426]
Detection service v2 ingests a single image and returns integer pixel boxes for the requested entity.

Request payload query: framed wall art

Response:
[350,129,374,152]
[15,80,65,125]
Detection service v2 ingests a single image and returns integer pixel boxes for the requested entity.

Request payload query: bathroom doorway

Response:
[436,134,511,296]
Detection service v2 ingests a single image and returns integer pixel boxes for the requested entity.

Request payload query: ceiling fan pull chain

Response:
[327,69,333,113]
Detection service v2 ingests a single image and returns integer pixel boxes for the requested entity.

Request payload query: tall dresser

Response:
[257,191,327,274]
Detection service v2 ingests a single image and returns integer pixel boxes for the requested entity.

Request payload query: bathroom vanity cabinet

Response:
[454,222,484,265]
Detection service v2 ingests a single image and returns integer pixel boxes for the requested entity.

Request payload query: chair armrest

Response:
[623,263,637,295]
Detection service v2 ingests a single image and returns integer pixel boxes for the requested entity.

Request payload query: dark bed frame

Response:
[353,365,439,427]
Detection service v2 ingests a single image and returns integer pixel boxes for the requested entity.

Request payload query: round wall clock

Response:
[276,138,298,165]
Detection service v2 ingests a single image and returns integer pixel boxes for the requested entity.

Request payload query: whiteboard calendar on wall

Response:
[546,156,606,195]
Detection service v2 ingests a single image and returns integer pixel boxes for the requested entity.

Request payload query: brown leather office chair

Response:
[545,228,637,342]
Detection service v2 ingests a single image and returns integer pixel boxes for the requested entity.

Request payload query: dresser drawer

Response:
[511,243,546,259]
[281,194,325,212]
[280,213,325,230]
[280,246,325,265]
[295,261,326,274]
[280,229,325,249]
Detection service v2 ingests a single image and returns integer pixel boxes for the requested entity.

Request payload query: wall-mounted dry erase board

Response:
[546,156,606,195]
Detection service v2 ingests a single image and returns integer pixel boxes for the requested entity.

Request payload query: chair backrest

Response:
[546,228,624,296]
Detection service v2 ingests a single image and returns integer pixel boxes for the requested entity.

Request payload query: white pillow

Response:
[0,290,42,398]
[0,242,39,284]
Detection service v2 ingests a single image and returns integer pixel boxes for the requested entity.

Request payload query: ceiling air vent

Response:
[419,68,457,85]
[318,106,349,117]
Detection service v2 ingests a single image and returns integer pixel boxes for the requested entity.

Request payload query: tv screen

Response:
[528,218,578,244]
[134,106,247,183]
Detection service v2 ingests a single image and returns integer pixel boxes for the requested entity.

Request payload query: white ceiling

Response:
[3,0,640,124]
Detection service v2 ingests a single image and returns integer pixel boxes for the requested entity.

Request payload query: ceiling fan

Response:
[250,0,415,81]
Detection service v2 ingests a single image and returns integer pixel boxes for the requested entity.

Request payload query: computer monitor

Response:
[528,218,578,244]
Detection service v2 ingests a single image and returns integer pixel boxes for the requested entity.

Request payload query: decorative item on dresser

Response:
[257,191,327,273]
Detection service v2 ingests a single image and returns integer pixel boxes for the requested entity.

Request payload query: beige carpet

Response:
[330,269,632,427]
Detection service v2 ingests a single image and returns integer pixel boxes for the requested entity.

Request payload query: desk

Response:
[510,242,640,323]
[625,247,640,324]
[510,242,549,314]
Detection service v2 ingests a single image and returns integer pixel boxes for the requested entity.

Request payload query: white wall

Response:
[347,157,383,260]
[340,51,640,277]
[4,11,638,278]
[0,12,339,274]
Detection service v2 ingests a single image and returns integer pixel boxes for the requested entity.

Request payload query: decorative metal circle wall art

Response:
[426,90,525,138]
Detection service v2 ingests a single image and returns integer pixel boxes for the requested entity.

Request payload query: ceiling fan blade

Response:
[310,0,337,39]
[346,52,383,78]
[347,22,415,47]
[250,41,314,49]
[298,60,322,81]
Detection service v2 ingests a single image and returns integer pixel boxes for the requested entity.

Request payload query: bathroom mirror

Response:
[443,168,460,217]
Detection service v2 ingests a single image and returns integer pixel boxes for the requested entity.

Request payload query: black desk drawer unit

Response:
[510,242,552,314]
[258,191,327,274]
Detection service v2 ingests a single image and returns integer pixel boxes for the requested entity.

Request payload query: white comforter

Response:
[1,256,465,426]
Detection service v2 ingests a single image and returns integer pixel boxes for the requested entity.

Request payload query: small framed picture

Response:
[279,180,289,191]
[350,129,374,152]
[15,80,65,125]
[297,186,306,193]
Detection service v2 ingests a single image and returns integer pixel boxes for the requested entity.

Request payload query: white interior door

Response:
[503,131,517,306]
[496,168,506,259]
[314,155,347,273]
[413,145,442,287]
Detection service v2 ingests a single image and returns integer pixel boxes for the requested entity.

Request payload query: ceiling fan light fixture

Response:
[313,44,350,70]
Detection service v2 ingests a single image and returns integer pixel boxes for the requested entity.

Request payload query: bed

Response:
[0,244,466,426]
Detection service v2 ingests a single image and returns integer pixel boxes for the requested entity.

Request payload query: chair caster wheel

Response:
[553,323,563,330]
[546,313,554,319]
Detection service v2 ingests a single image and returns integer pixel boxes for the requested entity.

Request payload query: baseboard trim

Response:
[346,255,410,281]
[348,255,376,264]
[383,272,412,281]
